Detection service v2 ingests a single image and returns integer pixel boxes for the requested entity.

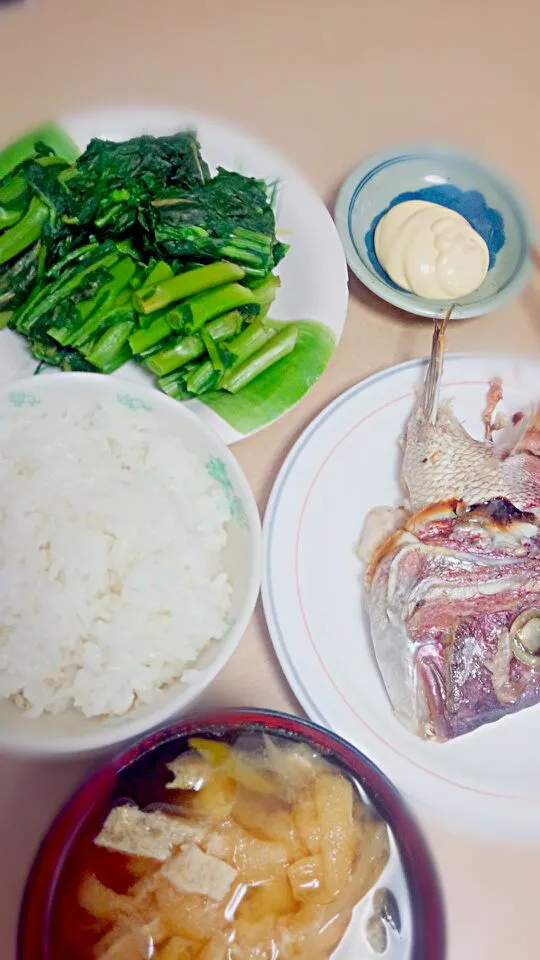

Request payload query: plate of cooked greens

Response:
[0,105,348,442]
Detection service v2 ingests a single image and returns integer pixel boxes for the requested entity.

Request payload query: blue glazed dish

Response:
[334,143,534,319]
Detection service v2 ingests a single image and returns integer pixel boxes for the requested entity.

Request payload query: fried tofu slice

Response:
[160,843,238,901]
[94,804,206,861]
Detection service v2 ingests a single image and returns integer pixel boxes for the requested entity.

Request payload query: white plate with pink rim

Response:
[0,104,348,445]
[262,353,540,840]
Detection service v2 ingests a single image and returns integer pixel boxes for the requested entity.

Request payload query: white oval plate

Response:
[0,105,348,444]
[262,353,540,839]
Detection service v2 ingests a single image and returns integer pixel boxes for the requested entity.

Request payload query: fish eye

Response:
[510,610,540,667]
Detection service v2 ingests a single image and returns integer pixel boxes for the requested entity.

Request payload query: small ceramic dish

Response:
[18,709,446,960]
[334,142,534,319]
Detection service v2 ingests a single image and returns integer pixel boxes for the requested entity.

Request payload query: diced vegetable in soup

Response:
[50,732,390,959]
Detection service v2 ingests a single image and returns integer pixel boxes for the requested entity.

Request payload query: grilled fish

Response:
[361,318,540,740]
[402,315,540,512]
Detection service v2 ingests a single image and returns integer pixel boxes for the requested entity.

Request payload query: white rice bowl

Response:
[0,374,260,756]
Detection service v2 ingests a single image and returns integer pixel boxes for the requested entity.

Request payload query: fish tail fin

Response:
[422,307,453,425]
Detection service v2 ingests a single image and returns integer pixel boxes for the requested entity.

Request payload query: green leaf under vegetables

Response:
[0,123,80,181]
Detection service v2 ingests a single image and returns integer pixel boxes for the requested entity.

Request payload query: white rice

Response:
[0,399,232,718]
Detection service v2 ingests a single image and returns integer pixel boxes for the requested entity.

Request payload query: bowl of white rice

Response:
[0,373,261,756]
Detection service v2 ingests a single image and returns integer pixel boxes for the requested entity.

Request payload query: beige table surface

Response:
[1,0,539,957]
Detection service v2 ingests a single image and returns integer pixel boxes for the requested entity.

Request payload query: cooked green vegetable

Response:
[157,319,279,398]
[84,320,134,373]
[0,243,42,309]
[144,334,207,377]
[205,310,243,342]
[220,326,298,393]
[148,169,287,276]
[13,245,121,334]
[0,126,310,411]
[0,206,23,230]
[134,261,245,314]
[129,313,175,355]
[67,259,137,348]
[0,198,49,265]
[0,174,26,206]
[180,283,255,333]
[201,321,336,433]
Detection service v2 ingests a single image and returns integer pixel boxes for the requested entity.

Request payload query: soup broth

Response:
[50,729,390,959]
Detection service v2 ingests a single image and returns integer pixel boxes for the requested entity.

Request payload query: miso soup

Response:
[50,730,390,959]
